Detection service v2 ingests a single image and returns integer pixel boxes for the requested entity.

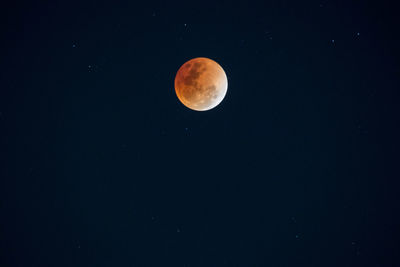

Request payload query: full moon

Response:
[175,57,228,111]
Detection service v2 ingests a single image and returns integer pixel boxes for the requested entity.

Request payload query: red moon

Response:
[174,57,228,111]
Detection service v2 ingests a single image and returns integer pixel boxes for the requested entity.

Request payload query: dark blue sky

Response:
[1,1,399,266]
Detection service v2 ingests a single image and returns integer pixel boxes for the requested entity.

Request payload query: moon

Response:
[175,57,228,111]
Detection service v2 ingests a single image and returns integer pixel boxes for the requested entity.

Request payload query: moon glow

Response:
[175,57,228,111]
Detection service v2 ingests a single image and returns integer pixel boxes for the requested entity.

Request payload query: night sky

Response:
[1,1,400,266]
